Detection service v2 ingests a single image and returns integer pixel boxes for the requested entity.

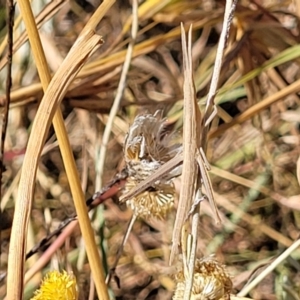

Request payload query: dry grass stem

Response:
[201,0,237,145]
[97,0,138,190]
[210,77,300,138]
[6,0,115,298]
[238,238,300,297]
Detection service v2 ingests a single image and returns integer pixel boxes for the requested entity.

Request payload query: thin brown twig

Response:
[2,0,14,202]
[105,214,137,284]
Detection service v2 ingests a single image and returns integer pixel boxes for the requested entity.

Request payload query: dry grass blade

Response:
[0,14,221,107]
[6,29,102,300]
[82,0,116,35]
[238,239,300,297]
[170,24,201,267]
[210,76,300,138]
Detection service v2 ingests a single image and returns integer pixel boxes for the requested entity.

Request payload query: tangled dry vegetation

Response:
[1,0,300,299]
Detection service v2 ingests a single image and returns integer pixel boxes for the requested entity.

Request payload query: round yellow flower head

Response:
[31,270,78,300]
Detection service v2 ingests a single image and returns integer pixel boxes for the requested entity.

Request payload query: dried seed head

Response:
[173,256,232,300]
[123,177,175,218]
[122,111,179,218]
[124,111,178,170]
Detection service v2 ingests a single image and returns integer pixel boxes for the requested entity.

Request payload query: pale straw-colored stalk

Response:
[6,1,115,299]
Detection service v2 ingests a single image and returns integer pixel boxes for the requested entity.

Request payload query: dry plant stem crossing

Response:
[6,1,115,299]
